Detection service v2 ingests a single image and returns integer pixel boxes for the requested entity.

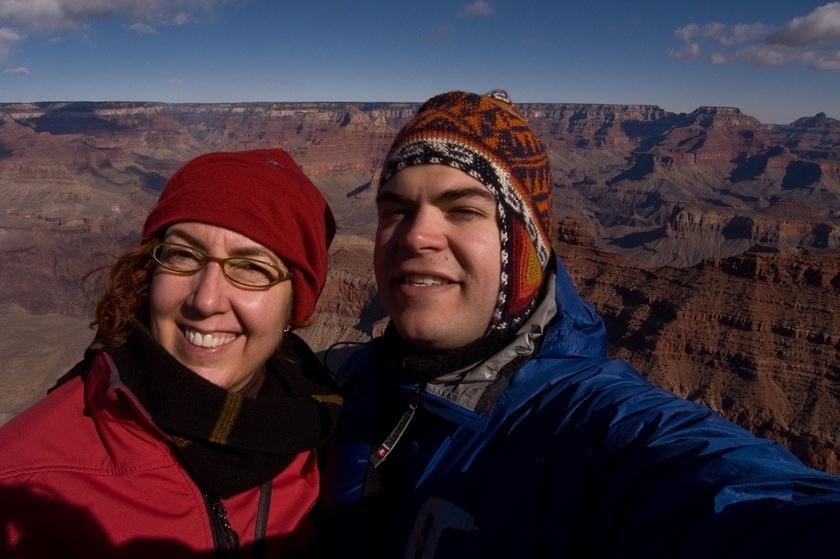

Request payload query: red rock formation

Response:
[638,107,770,168]
[559,238,840,474]
[664,204,839,248]
[2,101,839,476]
[782,112,840,160]
[519,103,670,148]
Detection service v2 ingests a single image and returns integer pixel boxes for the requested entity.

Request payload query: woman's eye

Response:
[163,247,201,263]
[228,260,278,285]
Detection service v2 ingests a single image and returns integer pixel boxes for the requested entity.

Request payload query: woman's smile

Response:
[149,222,293,392]
[182,327,238,349]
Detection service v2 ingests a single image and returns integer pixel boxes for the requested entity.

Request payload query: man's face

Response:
[374,164,501,350]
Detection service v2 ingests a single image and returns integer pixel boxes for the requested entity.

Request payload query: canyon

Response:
[0,100,838,472]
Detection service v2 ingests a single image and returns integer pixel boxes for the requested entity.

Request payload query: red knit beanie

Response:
[143,149,335,326]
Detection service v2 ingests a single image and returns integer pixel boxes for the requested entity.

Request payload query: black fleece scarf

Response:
[377,322,516,382]
[106,325,341,499]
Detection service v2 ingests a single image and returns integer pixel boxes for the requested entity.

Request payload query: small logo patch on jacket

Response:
[406,497,477,558]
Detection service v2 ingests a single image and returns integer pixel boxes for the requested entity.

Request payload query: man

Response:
[322,90,840,557]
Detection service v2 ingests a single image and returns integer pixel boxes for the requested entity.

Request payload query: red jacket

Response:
[0,351,319,557]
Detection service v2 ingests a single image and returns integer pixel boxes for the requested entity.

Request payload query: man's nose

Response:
[399,208,447,253]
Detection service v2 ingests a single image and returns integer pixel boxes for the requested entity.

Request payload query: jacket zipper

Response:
[204,492,240,554]
[369,385,424,468]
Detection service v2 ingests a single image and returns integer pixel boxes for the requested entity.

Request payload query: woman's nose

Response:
[188,261,230,315]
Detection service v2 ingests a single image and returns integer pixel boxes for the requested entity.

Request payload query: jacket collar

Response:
[423,273,558,412]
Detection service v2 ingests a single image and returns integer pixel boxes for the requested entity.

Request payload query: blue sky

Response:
[0,1,838,123]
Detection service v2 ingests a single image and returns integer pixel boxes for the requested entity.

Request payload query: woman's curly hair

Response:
[90,237,159,346]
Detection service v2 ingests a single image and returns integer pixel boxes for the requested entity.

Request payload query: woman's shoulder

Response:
[0,376,90,478]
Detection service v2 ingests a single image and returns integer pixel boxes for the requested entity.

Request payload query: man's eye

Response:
[378,207,410,219]
[450,207,486,219]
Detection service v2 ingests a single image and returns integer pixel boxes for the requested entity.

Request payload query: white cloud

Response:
[128,22,155,35]
[668,42,701,60]
[0,1,214,63]
[734,44,798,66]
[671,3,840,71]
[673,22,698,42]
[0,25,21,41]
[3,64,28,75]
[129,22,156,35]
[674,21,769,46]
[808,50,840,70]
[0,0,216,31]
[458,0,494,18]
[424,24,453,44]
[170,12,189,26]
[722,22,771,46]
[674,22,723,43]
[168,77,183,86]
[770,2,840,46]
[731,44,840,71]
[0,25,22,60]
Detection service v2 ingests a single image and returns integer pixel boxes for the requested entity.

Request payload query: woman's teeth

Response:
[403,275,447,286]
[185,329,235,348]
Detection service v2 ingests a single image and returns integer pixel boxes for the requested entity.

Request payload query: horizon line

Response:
[0,99,834,125]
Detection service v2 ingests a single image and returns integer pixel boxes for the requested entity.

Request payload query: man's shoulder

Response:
[518,353,795,460]
[518,351,650,399]
[329,340,380,387]
[509,354,724,437]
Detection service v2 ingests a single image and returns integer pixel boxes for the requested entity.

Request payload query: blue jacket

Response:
[322,259,840,558]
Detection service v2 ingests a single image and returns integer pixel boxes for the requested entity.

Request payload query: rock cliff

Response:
[560,240,840,473]
[1,100,839,475]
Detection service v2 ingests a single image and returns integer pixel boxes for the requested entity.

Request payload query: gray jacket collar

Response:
[424,274,558,412]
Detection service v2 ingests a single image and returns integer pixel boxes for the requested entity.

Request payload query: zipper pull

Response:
[369,387,422,469]
[205,493,240,551]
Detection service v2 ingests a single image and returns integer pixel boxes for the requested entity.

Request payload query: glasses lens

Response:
[225,258,281,287]
[154,243,204,273]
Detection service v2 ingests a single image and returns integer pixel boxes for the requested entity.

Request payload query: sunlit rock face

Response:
[1,101,838,473]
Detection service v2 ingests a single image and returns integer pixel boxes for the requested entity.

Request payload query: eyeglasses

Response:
[151,242,291,289]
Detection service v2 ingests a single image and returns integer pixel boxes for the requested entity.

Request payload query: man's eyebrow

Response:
[376,187,496,205]
[435,187,495,204]
[376,190,411,206]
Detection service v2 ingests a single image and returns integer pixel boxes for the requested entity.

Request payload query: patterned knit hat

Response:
[144,149,335,327]
[380,90,554,333]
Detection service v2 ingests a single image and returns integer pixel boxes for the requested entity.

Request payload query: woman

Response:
[0,149,341,557]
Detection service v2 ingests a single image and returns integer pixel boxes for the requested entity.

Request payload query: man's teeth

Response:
[403,275,447,286]
[185,329,235,348]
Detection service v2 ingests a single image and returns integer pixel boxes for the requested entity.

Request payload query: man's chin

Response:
[392,321,473,351]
